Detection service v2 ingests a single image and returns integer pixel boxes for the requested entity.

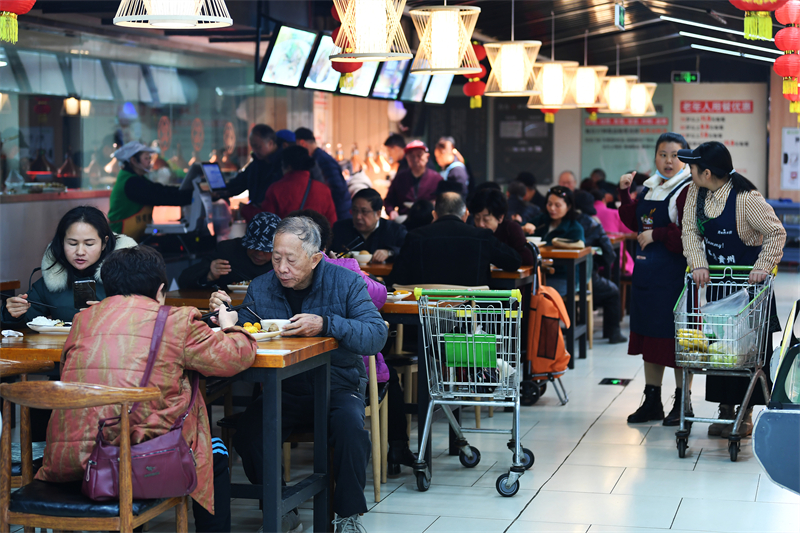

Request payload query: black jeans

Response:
[592,272,622,337]
[386,365,409,443]
[192,438,232,532]
[233,367,371,519]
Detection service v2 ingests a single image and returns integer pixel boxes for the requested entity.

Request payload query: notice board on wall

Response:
[673,83,767,192]
[493,100,553,185]
[580,84,672,184]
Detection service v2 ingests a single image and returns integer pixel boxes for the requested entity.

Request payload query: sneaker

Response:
[721,406,753,438]
[333,514,367,533]
[708,404,735,437]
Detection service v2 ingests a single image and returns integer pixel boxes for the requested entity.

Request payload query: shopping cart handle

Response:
[414,288,522,301]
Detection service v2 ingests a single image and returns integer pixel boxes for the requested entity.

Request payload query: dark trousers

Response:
[386,365,408,443]
[192,438,232,532]
[233,370,371,519]
[592,272,622,337]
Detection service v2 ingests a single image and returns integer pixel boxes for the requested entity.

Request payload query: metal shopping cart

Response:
[412,288,533,497]
[673,265,776,461]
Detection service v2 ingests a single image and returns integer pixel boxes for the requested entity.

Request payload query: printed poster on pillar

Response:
[673,83,767,192]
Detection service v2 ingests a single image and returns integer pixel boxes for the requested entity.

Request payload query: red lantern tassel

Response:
[791,101,800,113]
[470,95,482,109]
[0,12,19,44]
[784,77,798,94]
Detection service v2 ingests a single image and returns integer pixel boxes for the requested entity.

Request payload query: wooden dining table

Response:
[0,328,338,533]
[360,263,536,289]
[164,289,247,310]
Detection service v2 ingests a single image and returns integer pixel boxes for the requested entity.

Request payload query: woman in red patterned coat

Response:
[36,245,258,532]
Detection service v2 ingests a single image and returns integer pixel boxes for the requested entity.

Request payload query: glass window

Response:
[70,57,113,100]
[150,66,186,105]
[17,51,68,96]
[0,48,19,93]
[112,62,152,103]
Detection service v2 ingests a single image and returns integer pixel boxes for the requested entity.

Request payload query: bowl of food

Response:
[240,319,291,340]
[386,290,411,302]
[355,251,372,265]
[228,280,251,291]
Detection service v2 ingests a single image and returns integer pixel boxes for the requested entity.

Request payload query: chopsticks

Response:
[26,299,58,310]
[336,236,364,258]
[200,300,256,320]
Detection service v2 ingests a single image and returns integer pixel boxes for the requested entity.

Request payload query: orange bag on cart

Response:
[527,284,571,376]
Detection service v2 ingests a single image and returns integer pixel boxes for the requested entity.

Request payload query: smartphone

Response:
[74,280,97,309]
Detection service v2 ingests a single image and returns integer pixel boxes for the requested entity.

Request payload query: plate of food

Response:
[241,320,291,340]
[27,316,71,334]
[228,281,252,291]
[386,290,412,302]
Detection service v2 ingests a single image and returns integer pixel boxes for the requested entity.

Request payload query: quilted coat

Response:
[35,295,258,514]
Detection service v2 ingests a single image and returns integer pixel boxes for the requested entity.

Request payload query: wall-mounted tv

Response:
[400,71,431,102]
[304,34,341,92]
[259,24,317,88]
[371,59,410,100]
[339,61,380,98]
[424,74,455,105]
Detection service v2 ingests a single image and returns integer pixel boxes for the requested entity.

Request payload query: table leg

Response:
[578,259,588,360]
[262,372,282,533]
[313,361,331,533]
[565,259,576,369]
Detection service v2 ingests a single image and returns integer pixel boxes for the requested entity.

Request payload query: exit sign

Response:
[673,71,700,83]
[615,3,625,31]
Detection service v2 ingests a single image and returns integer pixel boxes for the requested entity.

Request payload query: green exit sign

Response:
[672,71,700,83]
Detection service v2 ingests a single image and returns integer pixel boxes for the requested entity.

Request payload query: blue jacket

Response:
[238,259,387,379]
[313,148,352,221]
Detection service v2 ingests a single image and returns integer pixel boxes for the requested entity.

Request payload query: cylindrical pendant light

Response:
[409,4,482,74]
[330,0,412,62]
[484,0,541,96]
[601,75,638,113]
[113,0,232,28]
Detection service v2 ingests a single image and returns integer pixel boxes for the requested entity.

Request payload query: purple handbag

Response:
[82,306,199,501]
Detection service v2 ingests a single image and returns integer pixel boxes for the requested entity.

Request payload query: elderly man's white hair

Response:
[274,216,322,257]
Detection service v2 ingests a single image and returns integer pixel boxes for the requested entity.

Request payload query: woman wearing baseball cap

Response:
[107,141,193,242]
[680,141,786,438]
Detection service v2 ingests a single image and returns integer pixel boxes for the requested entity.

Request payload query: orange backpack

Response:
[526,284,571,378]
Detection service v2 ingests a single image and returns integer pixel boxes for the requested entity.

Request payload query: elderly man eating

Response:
[209,216,388,533]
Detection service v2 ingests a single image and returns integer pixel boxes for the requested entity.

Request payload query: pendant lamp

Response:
[526,13,577,122]
[113,0,232,29]
[625,57,657,116]
[330,0,412,62]
[599,45,636,114]
[572,31,608,120]
[409,4,482,74]
[484,0,541,96]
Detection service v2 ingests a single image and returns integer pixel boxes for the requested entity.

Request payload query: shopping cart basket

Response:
[412,288,533,497]
[673,265,775,461]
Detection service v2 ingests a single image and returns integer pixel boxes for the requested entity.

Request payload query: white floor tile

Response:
[543,464,625,494]
[424,516,511,533]
[520,491,681,528]
[588,526,712,533]
[757,475,800,504]
[672,497,800,532]
[360,511,438,533]
[508,521,589,533]
[565,441,698,470]
[580,422,651,445]
[473,461,561,492]
[612,467,760,501]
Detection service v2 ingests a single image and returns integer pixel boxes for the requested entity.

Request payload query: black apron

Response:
[630,178,691,339]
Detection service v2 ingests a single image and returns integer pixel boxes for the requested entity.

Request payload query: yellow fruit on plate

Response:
[253,322,261,331]
[243,322,252,328]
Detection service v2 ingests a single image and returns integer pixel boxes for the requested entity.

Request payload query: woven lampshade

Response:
[573,65,608,108]
[526,60,579,109]
[330,0,412,62]
[626,82,657,116]
[599,75,638,114]
[113,0,232,28]
[409,5,481,75]
[483,40,542,96]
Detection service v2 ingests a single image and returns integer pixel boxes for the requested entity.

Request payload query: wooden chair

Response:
[0,360,54,490]
[573,253,595,349]
[619,240,633,316]
[0,381,189,533]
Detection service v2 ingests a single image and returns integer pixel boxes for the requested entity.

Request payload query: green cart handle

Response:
[413,288,522,301]
[685,265,778,275]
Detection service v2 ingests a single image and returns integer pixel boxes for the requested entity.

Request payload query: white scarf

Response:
[642,166,692,224]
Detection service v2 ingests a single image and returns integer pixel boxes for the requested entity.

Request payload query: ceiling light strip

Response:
[661,15,774,42]
[690,43,776,62]
[680,30,782,54]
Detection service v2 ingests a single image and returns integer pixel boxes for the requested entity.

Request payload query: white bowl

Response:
[355,253,372,265]
[527,236,543,246]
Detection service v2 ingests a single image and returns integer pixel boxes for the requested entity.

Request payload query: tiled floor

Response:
[9,272,800,533]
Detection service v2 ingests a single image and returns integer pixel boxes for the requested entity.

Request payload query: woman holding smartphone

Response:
[3,206,137,324]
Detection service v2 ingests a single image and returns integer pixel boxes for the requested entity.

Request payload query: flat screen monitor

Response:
[424,74,454,105]
[259,25,317,88]
[400,72,431,102]
[201,163,227,191]
[371,59,410,100]
[304,35,341,92]
[339,61,380,97]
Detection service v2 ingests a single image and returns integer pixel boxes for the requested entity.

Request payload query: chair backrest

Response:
[0,360,54,378]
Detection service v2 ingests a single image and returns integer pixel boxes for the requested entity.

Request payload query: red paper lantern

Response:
[332,60,362,88]
[774,53,800,94]
[472,43,486,62]
[0,0,36,43]
[331,4,340,22]
[776,0,800,25]
[775,26,800,50]
[541,108,560,123]
[462,64,487,80]
[462,80,485,109]
[729,0,789,39]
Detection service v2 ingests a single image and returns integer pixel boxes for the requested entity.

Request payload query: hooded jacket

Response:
[1,234,138,324]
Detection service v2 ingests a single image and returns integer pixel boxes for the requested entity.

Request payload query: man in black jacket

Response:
[223,125,282,220]
[574,190,627,344]
[387,192,522,288]
[332,188,407,262]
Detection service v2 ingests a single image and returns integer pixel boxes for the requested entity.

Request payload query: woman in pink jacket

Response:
[36,245,258,532]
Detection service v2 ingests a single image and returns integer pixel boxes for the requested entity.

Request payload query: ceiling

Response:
[21,0,776,82]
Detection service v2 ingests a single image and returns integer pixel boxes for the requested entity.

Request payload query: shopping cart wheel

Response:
[495,473,520,497]
[677,438,688,458]
[459,446,481,468]
[521,447,535,470]
[729,441,739,462]
[521,381,541,406]
[415,470,431,492]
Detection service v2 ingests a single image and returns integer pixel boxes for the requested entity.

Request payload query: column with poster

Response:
[581,85,672,185]
[673,83,767,192]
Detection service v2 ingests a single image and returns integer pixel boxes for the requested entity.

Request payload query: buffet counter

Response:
[0,189,112,204]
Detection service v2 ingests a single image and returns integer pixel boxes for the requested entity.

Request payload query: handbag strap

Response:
[129,305,171,413]
[299,175,313,210]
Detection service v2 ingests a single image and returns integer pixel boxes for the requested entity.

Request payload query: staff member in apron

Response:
[107,141,193,242]
[680,141,786,437]
[619,132,694,426]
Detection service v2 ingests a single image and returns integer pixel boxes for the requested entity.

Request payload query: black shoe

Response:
[663,387,693,427]
[627,385,664,423]
[388,441,417,473]
[609,330,627,344]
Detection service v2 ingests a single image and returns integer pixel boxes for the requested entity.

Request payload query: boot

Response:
[721,406,753,438]
[708,404,735,437]
[663,388,693,427]
[387,440,417,476]
[627,385,664,423]
[608,328,627,345]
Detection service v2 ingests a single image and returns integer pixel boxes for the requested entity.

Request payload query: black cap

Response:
[573,190,597,216]
[677,142,735,178]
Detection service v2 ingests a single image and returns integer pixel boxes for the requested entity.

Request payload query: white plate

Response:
[227,283,251,291]
[386,291,412,302]
[213,319,291,340]
[27,323,71,334]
